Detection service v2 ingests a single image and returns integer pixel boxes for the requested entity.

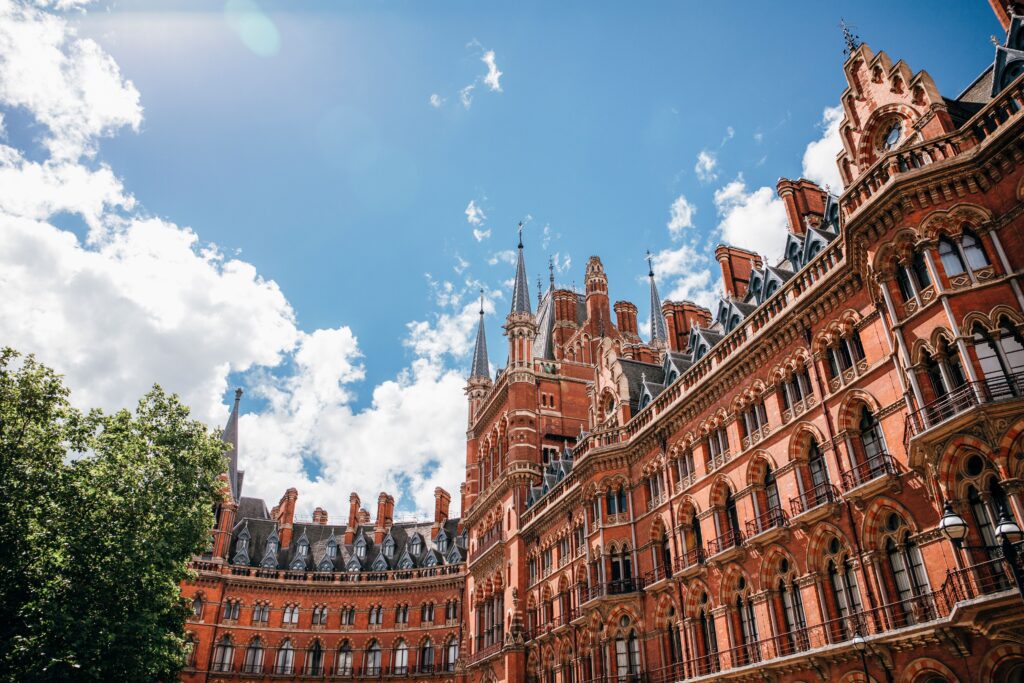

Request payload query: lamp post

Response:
[939,500,1024,599]
[852,631,870,681]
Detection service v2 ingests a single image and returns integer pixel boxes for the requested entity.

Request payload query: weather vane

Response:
[840,19,861,56]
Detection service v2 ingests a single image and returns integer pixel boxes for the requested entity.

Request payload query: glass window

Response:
[365,642,382,675]
[962,230,990,270]
[939,237,966,276]
[275,641,294,675]
[337,644,353,675]
[393,640,408,674]
[212,636,233,672]
[911,252,931,289]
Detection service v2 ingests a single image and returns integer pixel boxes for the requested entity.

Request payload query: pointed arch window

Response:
[857,407,888,478]
[184,634,198,668]
[962,230,990,270]
[735,592,760,664]
[939,236,967,276]
[336,643,353,676]
[383,537,395,559]
[305,641,325,675]
[409,535,422,555]
[665,607,683,664]
[778,577,808,654]
[275,640,294,675]
[393,640,409,675]
[973,321,1024,390]
[696,599,719,674]
[614,629,641,677]
[882,514,930,624]
[191,596,203,618]
[445,637,459,672]
[364,641,382,676]
[421,638,435,672]
[212,635,234,672]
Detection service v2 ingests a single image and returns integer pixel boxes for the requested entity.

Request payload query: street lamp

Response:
[939,500,1024,599]
[852,630,869,681]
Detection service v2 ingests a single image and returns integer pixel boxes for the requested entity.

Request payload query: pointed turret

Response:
[510,223,532,315]
[470,292,490,379]
[223,388,243,501]
[647,252,668,345]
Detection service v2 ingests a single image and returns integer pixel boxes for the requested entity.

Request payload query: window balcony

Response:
[706,528,744,561]
[673,548,705,577]
[840,451,898,497]
[788,482,838,524]
[581,577,644,603]
[905,372,1024,449]
[744,507,788,545]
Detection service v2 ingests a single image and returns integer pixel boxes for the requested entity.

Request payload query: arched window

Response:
[777,569,808,654]
[696,595,719,674]
[962,230,990,270]
[764,464,781,513]
[420,638,435,672]
[911,251,932,290]
[724,489,741,538]
[807,438,829,502]
[191,596,203,618]
[305,640,325,675]
[735,589,760,665]
[184,634,198,668]
[409,535,422,555]
[393,639,408,675]
[610,544,633,587]
[618,486,628,516]
[938,236,966,276]
[857,407,888,478]
[665,607,683,664]
[614,629,641,677]
[445,637,459,672]
[825,538,864,639]
[212,635,234,672]
[882,514,930,624]
[896,252,931,304]
[973,321,1024,389]
[243,638,265,674]
[659,529,672,573]
[275,640,294,675]
[336,642,354,676]
[364,641,382,676]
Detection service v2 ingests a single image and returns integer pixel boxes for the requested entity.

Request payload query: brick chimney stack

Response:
[662,301,713,353]
[776,178,826,236]
[613,301,639,339]
[374,492,394,544]
[276,488,298,548]
[432,487,451,540]
[344,492,360,543]
[716,245,763,300]
[312,507,328,525]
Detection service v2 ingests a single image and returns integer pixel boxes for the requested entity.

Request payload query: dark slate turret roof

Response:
[510,229,532,315]
[619,359,666,413]
[470,300,490,379]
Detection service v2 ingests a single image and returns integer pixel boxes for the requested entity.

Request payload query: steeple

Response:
[470,291,490,379]
[223,388,243,501]
[510,222,532,315]
[647,251,668,345]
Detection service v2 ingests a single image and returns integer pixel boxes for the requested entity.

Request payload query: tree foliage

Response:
[0,348,227,682]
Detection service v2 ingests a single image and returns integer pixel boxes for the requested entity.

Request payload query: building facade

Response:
[182,3,1024,681]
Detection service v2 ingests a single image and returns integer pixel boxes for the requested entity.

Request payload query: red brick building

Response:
[181,3,1024,681]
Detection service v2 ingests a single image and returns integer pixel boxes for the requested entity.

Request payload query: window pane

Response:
[939,238,965,275]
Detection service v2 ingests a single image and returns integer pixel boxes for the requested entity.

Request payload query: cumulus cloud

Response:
[465,199,485,225]
[649,244,717,309]
[429,93,445,108]
[482,50,503,91]
[666,194,695,238]
[459,83,475,109]
[714,174,788,261]
[0,0,473,517]
[802,105,844,192]
[695,150,718,183]
[488,249,517,266]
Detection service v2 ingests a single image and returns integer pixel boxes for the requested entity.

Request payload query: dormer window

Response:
[355,537,366,559]
[327,542,337,559]
[298,544,307,557]
[237,537,248,552]
[437,534,448,554]
[266,539,278,555]
[383,539,394,559]
[410,536,422,555]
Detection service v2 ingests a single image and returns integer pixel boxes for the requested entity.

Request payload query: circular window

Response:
[886,513,902,532]
[619,615,630,628]
[828,537,841,555]
[880,120,902,151]
[965,454,985,477]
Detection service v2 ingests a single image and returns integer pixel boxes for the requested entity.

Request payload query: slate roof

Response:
[618,359,665,413]
[228,510,463,572]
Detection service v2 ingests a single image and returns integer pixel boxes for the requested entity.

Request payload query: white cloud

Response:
[551,251,571,274]
[0,0,142,161]
[459,83,475,109]
[482,50,503,92]
[695,150,718,183]
[722,126,734,144]
[0,0,474,518]
[488,249,517,266]
[453,254,469,274]
[465,199,485,225]
[472,228,491,241]
[753,132,763,144]
[428,93,445,108]
[666,194,695,238]
[802,105,844,192]
[714,174,788,261]
[649,244,717,309]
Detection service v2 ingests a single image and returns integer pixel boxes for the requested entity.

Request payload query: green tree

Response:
[0,348,227,683]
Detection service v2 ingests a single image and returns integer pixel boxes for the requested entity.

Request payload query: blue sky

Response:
[0,0,1003,514]
[78,0,999,395]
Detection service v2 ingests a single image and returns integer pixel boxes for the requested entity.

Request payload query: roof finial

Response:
[537,275,542,305]
[646,249,655,278]
[234,387,243,405]
[518,221,524,249]
[549,257,555,289]
[479,288,485,316]
[840,19,861,56]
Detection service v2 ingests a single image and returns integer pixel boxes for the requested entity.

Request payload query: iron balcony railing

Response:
[745,507,788,537]
[905,371,1024,440]
[674,547,705,572]
[839,451,898,491]
[706,528,743,556]
[789,482,838,517]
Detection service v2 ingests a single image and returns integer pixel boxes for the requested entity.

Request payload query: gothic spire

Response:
[223,388,243,501]
[647,251,668,344]
[470,291,490,379]
[510,222,532,315]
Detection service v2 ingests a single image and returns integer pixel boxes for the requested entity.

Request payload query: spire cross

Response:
[479,289,485,315]
[518,221,524,248]
[549,257,555,288]
[646,250,655,278]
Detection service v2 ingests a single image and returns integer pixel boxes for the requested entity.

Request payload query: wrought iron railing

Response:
[905,372,1024,440]
[839,451,897,491]
[745,507,788,537]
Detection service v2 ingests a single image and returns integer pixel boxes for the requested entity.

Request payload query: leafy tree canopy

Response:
[0,348,227,683]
